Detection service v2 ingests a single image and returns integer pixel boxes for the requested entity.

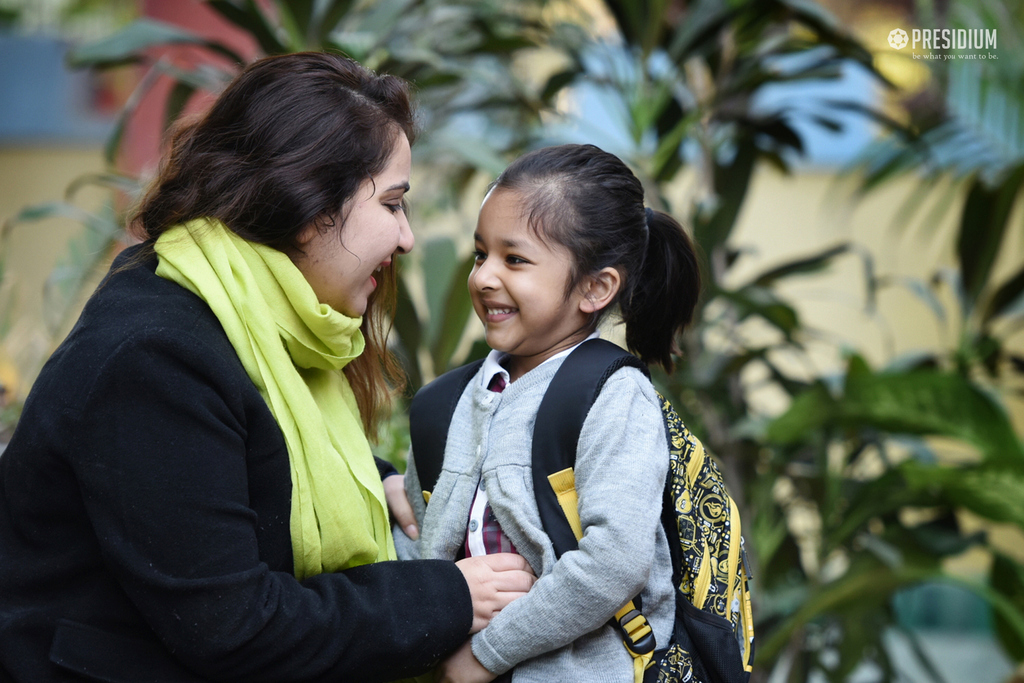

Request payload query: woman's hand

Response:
[382,474,419,540]
[455,553,535,633]
[436,640,495,683]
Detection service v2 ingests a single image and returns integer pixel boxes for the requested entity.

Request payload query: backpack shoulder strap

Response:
[532,338,649,558]
[408,359,485,496]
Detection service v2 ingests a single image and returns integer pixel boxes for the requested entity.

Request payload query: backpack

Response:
[408,338,755,683]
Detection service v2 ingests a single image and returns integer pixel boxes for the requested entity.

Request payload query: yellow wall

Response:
[0,146,106,399]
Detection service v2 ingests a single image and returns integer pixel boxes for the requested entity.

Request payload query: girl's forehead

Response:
[477,189,532,236]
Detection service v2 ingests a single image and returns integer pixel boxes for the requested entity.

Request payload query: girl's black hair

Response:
[491,143,700,371]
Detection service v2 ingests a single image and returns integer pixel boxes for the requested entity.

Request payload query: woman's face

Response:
[292,134,413,317]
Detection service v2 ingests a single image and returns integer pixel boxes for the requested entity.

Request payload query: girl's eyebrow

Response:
[473,232,528,251]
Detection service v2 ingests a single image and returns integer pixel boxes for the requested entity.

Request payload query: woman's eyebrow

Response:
[384,182,410,193]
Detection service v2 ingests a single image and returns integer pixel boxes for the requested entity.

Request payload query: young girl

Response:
[397,143,700,683]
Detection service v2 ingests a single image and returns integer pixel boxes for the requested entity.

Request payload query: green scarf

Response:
[154,218,396,580]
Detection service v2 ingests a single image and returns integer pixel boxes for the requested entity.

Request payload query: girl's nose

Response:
[468,258,498,291]
[396,213,414,254]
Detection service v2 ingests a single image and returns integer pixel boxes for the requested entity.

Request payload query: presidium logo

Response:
[888,26,998,57]
[888,28,909,49]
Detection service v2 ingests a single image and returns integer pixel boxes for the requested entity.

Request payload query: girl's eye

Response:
[472,249,486,262]
[506,255,527,265]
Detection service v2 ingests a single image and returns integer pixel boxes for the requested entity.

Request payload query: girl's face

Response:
[469,188,592,379]
[292,134,413,317]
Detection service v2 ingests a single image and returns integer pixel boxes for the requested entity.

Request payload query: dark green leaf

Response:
[64,173,142,201]
[982,262,1024,324]
[394,271,423,391]
[67,18,244,68]
[902,463,1024,528]
[316,0,357,43]
[430,255,477,375]
[421,238,459,347]
[164,81,196,132]
[540,69,577,103]
[693,138,758,256]
[957,165,1024,309]
[748,243,849,288]
[206,0,284,55]
[991,554,1024,661]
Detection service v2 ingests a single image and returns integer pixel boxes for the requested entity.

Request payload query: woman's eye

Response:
[385,203,404,214]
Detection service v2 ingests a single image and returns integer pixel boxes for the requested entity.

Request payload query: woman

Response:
[0,52,532,683]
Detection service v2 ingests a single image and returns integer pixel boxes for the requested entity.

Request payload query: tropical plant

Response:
[539,0,1024,681]
[7,0,1024,680]
[1,0,563,414]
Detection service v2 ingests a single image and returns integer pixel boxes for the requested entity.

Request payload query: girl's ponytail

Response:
[491,144,701,372]
[621,208,701,371]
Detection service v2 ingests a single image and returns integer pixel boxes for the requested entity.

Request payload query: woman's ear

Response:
[295,221,319,248]
[579,267,622,314]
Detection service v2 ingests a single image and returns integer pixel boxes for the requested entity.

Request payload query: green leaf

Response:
[766,358,1024,465]
[430,255,477,375]
[748,243,849,288]
[757,557,936,663]
[957,165,1024,309]
[64,173,142,202]
[206,0,284,55]
[991,553,1024,661]
[982,262,1024,325]
[421,237,460,347]
[693,138,757,257]
[717,285,800,340]
[281,0,315,41]
[164,81,196,132]
[316,0,357,44]
[764,382,836,444]
[42,203,123,334]
[67,18,244,68]
[902,463,1024,528]
[844,364,1024,466]
[393,270,423,391]
[541,69,577,103]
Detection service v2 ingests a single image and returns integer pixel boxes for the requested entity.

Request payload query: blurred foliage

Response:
[4,0,1024,681]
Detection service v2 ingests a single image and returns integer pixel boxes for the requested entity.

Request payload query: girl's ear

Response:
[579,267,622,314]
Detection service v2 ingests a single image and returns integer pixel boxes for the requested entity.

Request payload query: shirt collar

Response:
[479,330,601,388]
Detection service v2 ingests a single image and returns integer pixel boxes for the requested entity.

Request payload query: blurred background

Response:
[1,0,1023,681]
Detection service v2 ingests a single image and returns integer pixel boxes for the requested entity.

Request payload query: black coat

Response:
[0,246,471,682]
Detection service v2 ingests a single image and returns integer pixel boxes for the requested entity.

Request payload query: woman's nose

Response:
[396,213,414,254]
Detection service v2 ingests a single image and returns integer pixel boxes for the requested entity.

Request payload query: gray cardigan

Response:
[396,355,674,682]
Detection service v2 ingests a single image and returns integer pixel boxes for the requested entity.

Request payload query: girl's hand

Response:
[383,474,419,540]
[436,641,495,683]
[455,553,535,633]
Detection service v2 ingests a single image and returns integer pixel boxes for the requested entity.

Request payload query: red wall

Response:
[121,0,260,176]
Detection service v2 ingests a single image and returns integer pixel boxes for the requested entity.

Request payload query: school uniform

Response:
[0,245,471,682]
[396,348,675,682]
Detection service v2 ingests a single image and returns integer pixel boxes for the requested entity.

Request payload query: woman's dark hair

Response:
[491,143,701,371]
[131,51,416,437]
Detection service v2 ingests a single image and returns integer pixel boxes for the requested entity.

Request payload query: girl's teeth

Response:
[489,308,514,315]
